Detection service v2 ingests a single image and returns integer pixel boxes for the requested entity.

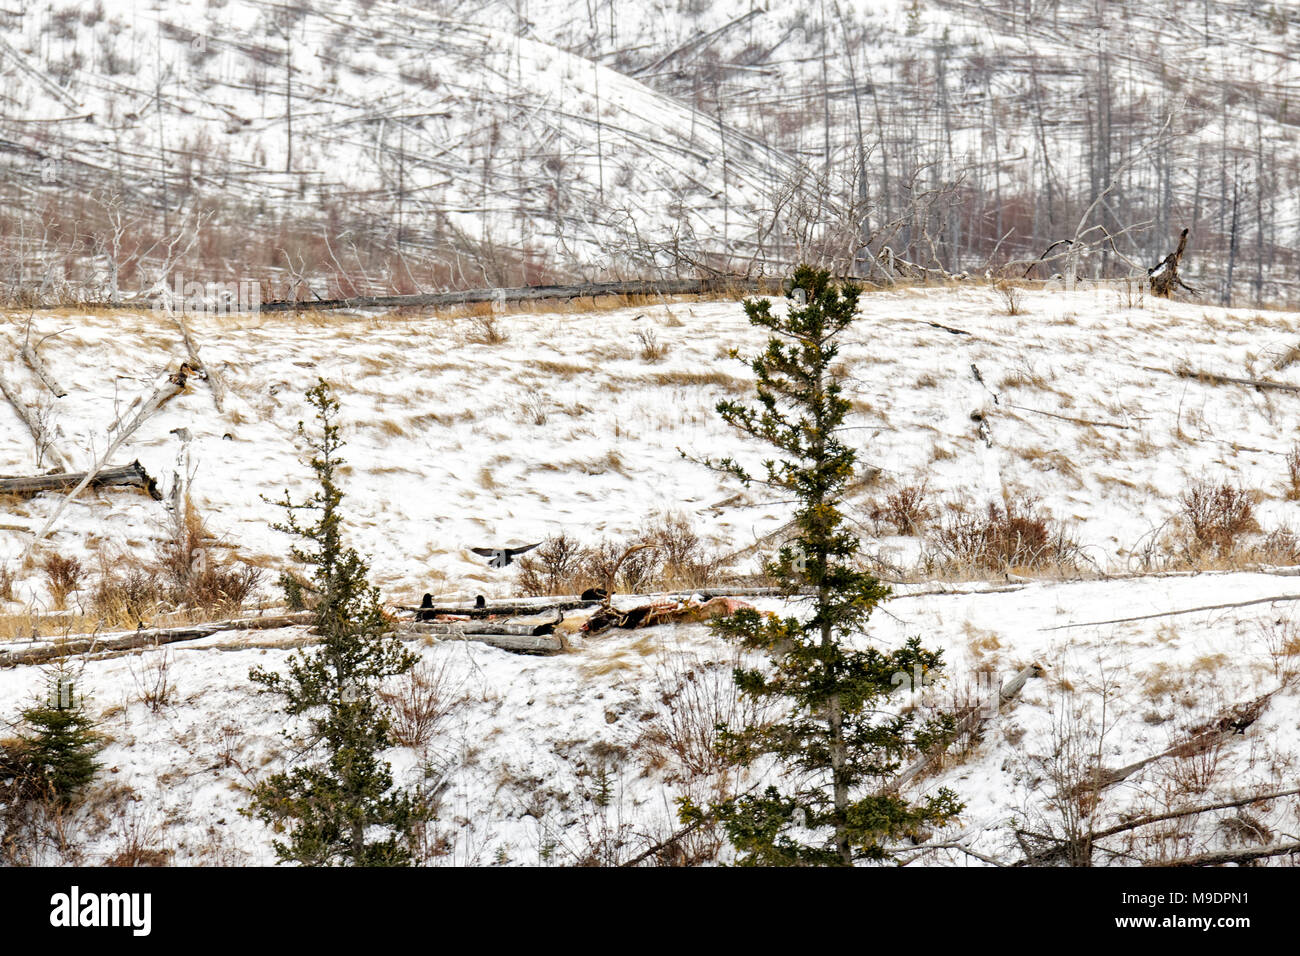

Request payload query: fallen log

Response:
[405,621,563,655]
[1166,841,1300,867]
[24,362,195,553]
[0,612,314,668]
[174,313,226,412]
[885,662,1045,794]
[1146,365,1300,395]
[0,365,73,472]
[20,342,67,398]
[0,460,162,500]
[1042,592,1300,631]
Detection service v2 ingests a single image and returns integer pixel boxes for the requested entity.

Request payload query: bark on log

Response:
[1166,841,1300,867]
[0,365,73,472]
[0,612,314,668]
[175,314,226,412]
[0,460,162,499]
[1148,228,1194,298]
[405,621,563,654]
[20,343,67,398]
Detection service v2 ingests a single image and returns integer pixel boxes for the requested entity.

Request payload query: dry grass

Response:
[634,328,670,363]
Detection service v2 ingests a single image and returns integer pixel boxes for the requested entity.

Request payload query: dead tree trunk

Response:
[0,460,162,499]
[1148,228,1195,297]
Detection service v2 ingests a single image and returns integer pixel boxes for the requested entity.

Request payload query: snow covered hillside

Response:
[2,0,1297,299]
[3,283,1300,865]
[6,283,1300,605]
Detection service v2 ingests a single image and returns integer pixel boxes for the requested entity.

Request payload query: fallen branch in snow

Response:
[1071,692,1275,798]
[1165,841,1300,867]
[1088,783,1300,845]
[1041,593,1300,630]
[0,365,73,472]
[885,662,1045,794]
[22,362,196,555]
[1145,365,1300,395]
[174,312,226,412]
[0,460,161,499]
[20,337,67,398]
[0,612,314,668]
[1002,402,1134,431]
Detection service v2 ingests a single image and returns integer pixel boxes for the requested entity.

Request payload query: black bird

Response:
[469,542,540,568]
[581,587,610,603]
[415,593,437,622]
[471,595,488,620]
[531,609,564,637]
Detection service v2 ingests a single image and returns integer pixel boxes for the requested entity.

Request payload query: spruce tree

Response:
[682,266,962,865]
[17,659,102,805]
[249,380,420,866]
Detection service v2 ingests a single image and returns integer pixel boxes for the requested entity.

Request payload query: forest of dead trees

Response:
[0,0,1296,307]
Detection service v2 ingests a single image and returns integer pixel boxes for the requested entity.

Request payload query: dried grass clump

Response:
[40,554,86,610]
[634,328,670,363]
[1285,444,1300,501]
[464,314,507,345]
[0,564,14,603]
[932,495,1080,574]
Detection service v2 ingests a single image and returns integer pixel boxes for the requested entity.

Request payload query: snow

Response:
[4,284,1300,864]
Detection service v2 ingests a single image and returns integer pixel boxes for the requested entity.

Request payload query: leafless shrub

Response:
[1285,445,1300,501]
[41,554,85,609]
[995,281,1026,316]
[932,495,1080,573]
[636,651,774,783]
[517,533,588,596]
[870,482,934,535]
[583,539,661,594]
[155,495,262,612]
[643,512,724,589]
[128,643,174,713]
[1179,480,1258,556]
[519,517,726,596]
[1256,618,1300,686]
[378,659,461,751]
[102,808,172,867]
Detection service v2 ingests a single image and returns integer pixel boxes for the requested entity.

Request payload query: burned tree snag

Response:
[1148,228,1196,298]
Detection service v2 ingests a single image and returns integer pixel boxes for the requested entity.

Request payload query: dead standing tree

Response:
[1148,227,1196,298]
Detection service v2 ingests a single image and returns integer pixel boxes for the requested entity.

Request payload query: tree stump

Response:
[1148,228,1195,298]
